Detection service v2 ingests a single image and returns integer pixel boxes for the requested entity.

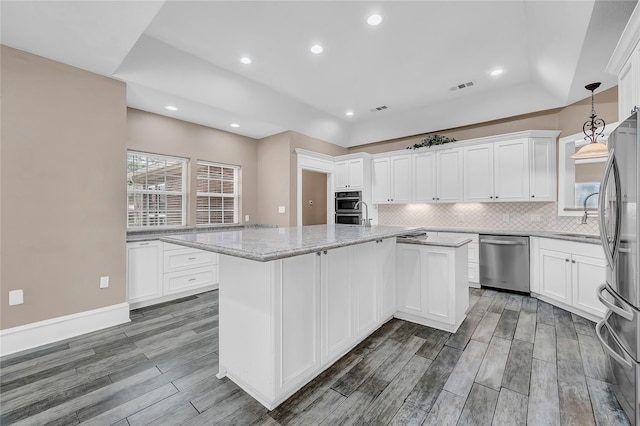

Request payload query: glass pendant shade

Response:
[570,141,609,159]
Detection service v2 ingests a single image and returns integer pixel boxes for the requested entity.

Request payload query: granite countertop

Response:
[397,235,472,248]
[127,224,276,242]
[419,227,602,245]
[160,224,422,262]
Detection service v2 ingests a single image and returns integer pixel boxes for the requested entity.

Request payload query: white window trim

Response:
[127,151,188,229]
[196,160,240,225]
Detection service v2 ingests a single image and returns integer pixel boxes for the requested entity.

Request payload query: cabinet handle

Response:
[188,257,197,260]
[188,278,196,282]
[140,242,149,246]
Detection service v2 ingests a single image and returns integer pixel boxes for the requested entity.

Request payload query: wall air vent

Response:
[370,105,389,112]
[450,80,476,92]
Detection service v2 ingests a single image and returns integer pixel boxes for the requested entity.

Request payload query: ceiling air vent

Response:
[450,81,476,92]
[370,105,389,112]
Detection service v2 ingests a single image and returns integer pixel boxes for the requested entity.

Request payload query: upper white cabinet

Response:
[372,154,412,204]
[464,138,530,202]
[529,137,557,202]
[607,4,640,120]
[335,158,364,190]
[412,148,464,204]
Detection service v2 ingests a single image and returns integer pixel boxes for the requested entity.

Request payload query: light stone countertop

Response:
[127,224,276,242]
[419,227,602,245]
[160,224,424,262]
[397,235,472,248]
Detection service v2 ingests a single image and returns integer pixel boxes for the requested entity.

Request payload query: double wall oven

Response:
[335,191,362,225]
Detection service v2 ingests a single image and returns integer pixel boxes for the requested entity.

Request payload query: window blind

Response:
[196,161,239,225]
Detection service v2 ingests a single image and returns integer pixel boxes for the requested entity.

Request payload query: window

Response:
[127,151,187,228]
[196,161,239,225]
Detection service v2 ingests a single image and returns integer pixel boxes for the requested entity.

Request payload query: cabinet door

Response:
[348,158,364,189]
[321,247,353,362]
[372,158,391,203]
[390,155,412,203]
[539,248,572,304]
[396,245,424,316]
[423,247,454,324]
[335,161,349,189]
[377,238,396,321]
[572,254,607,318]
[463,144,494,202]
[414,152,437,203]
[494,139,529,202]
[352,242,378,339]
[127,241,162,304]
[437,148,464,203]
[529,138,556,201]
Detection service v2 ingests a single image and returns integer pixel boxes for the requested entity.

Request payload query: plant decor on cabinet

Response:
[408,134,457,149]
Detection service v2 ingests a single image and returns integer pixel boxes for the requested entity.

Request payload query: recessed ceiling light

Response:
[240,57,252,65]
[345,111,354,116]
[490,69,504,76]
[165,105,178,111]
[310,45,324,54]
[367,14,383,26]
[230,123,240,128]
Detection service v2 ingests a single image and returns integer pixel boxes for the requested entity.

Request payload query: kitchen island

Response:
[162,225,469,409]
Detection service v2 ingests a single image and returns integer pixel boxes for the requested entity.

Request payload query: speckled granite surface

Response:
[127,224,276,242]
[397,235,472,248]
[160,224,421,262]
[420,227,602,245]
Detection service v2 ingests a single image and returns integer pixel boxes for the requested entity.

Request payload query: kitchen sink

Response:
[554,232,600,240]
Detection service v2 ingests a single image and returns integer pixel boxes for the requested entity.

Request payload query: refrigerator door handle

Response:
[598,149,622,268]
[597,283,634,321]
[596,319,634,369]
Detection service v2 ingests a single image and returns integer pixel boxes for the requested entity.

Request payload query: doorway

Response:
[302,170,328,225]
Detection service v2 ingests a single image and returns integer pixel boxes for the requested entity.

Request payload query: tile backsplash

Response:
[377,202,599,234]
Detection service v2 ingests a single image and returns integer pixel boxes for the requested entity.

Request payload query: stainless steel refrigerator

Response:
[595,110,640,424]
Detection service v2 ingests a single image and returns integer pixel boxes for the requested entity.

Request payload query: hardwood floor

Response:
[0,288,630,425]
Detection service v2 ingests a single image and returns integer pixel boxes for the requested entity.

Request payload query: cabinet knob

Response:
[436,198,440,200]
[572,260,576,264]
[490,196,493,199]
[531,195,535,198]
[323,250,328,255]
[565,258,570,262]
[317,252,322,256]
[432,197,436,200]
[495,196,499,199]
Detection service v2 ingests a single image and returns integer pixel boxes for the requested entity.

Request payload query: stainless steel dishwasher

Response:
[479,234,530,293]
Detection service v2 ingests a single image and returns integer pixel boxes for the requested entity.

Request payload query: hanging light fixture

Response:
[571,82,608,159]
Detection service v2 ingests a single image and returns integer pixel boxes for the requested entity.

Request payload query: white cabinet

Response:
[463,139,529,202]
[607,4,640,120]
[413,149,464,203]
[352,242,379,339]
[531,237,607,321]
[335,158,364,189]
[321,246,353,362]
[372,155,412,204]
[127,240,218,309]
[395,243,469,332]
[127,241,163,305]
[376,238,397,321]
[529,137,556,201]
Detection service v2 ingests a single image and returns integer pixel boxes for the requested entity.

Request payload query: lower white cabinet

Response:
[395,243,469,332]
[126,240,218,309]
[431,232,479,286]
[127,241,163,305]
[531,237,607,321]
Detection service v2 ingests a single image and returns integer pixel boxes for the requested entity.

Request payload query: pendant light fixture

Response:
[571,82,609,159]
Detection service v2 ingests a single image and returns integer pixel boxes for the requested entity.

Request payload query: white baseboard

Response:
[0,302,130,357]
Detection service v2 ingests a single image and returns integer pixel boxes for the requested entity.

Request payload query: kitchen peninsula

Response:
[162,225,470,409]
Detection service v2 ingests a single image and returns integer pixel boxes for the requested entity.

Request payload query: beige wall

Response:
[257,132,291,227]
[127,109,259,226]
[1,46,127,329]
[302,171,328,225]
[349,87,618,154]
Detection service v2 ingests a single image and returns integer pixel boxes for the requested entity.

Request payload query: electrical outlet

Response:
[278,206,286,214]
[245,214,250,222]
[100,276,109,289]
[9,290,23,306]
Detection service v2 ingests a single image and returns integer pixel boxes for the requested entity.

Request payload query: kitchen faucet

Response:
[582,192,599,224]
[355,201,371,227]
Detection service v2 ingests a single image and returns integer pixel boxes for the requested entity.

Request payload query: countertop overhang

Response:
[160,224,425,262]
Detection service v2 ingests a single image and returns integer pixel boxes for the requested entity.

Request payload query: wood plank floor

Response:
[0,288,631,425]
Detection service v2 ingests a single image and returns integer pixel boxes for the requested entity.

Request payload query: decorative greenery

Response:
[407,134,457,149]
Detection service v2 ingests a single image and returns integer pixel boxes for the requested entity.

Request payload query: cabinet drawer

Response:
[164,248,217,273]
[468,242,479,263]
[163,266,218,295]
[469,262,480,284]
